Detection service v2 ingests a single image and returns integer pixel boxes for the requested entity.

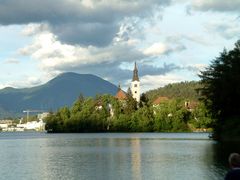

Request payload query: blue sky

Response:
[0,0,239,92]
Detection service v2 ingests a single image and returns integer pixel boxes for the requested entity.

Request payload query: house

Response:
[0,120,14,131]
[152,96,170,107]
[185,101,198,111]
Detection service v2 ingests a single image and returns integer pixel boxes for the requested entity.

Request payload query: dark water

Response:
[0,132,239,180]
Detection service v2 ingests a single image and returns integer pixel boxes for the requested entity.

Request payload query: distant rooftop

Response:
[152,96,169,105]
[115,88,127,100]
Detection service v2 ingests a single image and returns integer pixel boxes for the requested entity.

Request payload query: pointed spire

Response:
[132,62,139,81]
[118,84,121,91]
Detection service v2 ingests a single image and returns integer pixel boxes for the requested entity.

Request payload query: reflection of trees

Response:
[202,140,240,178]
[212,141,240,168]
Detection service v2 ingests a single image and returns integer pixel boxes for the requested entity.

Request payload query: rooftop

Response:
[115,89,127,100]
[152,96,169,105]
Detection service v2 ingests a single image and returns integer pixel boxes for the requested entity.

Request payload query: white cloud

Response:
[0,76,43,89]
[166,34,212,46]
[144,42,186,56]
[26,76,43,86]
[141,74,186,92]
[3,58,20,64]
[204,19,240,39]
[190,0,240,13]
[21,23,49,36]
[19,29,145,72]
[186,64,207,73]
[144,43,168,56]
[0,84,12,89]
[17,25,190,91]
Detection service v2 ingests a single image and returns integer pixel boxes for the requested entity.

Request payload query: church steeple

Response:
[118,84,121,91]
[131,62,140,102]
[132,62,139,82]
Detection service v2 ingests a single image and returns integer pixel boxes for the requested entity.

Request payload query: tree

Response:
[153,99,190,132]
[71,94,85,114]
[124,87,137,114]
[199,40,240,140]
[139,93,150,107]
[145,81,202,102]
[190,102,213,129]
[131,106,154,132]
[111,114,132,132]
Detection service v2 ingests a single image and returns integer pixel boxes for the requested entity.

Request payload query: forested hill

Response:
[145,81,202,102]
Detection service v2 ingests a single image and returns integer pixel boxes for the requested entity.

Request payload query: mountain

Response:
[0,72,118,118]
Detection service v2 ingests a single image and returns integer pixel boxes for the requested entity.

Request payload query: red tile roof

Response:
[115,89,127,100]
[152,96,169,105]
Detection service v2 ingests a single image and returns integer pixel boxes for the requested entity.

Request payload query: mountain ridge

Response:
[0,72,118,118]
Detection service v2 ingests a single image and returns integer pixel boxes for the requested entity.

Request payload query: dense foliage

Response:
[45,93,212,133]
[199,40,240,141]
[145,81,202,102]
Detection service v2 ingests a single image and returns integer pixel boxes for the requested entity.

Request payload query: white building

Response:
[17,120,45,131]
[16,112,48,131]
[37,112,49,121]
[131,62,140,102]
[0,123,8,129]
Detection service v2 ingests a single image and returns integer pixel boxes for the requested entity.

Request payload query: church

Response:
[115,62,140,102]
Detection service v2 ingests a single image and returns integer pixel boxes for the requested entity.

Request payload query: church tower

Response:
[131,62,140,102]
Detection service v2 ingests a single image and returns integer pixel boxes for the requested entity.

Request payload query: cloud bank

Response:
[0,0,171,46]
[1,0,236,92]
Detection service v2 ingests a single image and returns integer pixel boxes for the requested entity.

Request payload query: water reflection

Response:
[0,133,238,180]
[131,138,142,180]
[211,141,240,175]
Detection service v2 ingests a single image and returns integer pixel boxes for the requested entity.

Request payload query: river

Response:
[0,132,238,180]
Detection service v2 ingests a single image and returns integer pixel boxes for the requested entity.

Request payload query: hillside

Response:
[145,81,202,102]
[0,72,118,118]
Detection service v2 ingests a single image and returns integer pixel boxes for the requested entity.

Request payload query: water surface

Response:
[0,132,237,180]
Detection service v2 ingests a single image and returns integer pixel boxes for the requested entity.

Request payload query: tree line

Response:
[199,40,240,141]
[45,91,212,133]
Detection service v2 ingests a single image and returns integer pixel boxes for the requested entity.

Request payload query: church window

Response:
[135,91,137,94]
[134,84,137,87]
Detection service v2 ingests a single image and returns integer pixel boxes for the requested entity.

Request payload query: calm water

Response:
[0,132,239,180]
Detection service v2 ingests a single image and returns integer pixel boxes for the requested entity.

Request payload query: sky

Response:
[0,0,239,92]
